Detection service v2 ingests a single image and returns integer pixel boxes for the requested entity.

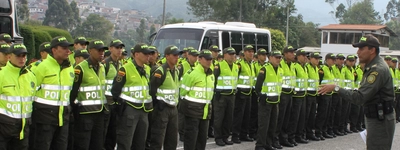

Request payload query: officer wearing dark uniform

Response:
[254,50,283,150]
[103,39,124,150]
[0,42,10,67]
[32,36,74,150]
[213,47,238,146]
[0,44,36,150]
[319,34,395,150]
[0,33,15,45]
[149,45,182,150]
[179,50,214,150]
[111,43,155,150]
[305,52,322,141]
[70,40,108,149]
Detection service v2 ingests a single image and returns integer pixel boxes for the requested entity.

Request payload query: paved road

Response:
[176,123,400,150]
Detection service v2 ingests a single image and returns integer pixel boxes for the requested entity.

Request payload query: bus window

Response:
[152,28,204,56]
[231,32,243,54]
[203,30,219,50]
[222,31,230,49]
[201,36,209,50]
[0,0,11,14]
[257,33,270,51]
[0,17,11,35]
[243,32,256,45]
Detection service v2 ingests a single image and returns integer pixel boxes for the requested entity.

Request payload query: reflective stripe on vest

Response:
[74,99,108,106]
[183,95,211,104]
[307,79,317,91]
[35,97,70,106]
[120,94,152,103]
[295,78,307,91]
[41,84,72,90]
[343,79,353,90]
[105,80,113,96]
[79,85,105,92]
[122,86,148,92]
[0,95,33,119]
[261,82,281,96]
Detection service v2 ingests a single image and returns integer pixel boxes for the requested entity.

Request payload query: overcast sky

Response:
[294,0,389,26]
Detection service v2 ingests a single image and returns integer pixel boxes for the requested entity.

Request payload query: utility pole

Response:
[286,2,290,46]
[162,0,166,26]
[239,0,242,22]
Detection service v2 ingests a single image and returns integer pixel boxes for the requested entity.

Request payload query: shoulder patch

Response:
[118,71,126,76]
[367,71,378,83]
[74,69,81,75]
[154,73,162,78]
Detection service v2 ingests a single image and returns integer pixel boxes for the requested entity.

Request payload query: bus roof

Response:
[160,21,271,34]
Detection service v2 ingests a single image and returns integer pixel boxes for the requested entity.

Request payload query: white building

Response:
[318,24,397,59]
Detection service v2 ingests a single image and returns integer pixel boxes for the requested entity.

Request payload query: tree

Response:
[340,0,382,24]
[385,20,400,49]
[136,19,148,43]
[69,0,81,32]
[75,14,114,42]
[268,28,286,51]
[166,18,185,24]
[17,0,29,21]
[149,25,156,34]
[384,0,400,21]
[43,0,73,30]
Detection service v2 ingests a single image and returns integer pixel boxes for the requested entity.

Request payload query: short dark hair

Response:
[367,45,379,54]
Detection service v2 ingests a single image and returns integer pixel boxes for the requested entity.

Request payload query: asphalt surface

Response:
[176,123,400,150]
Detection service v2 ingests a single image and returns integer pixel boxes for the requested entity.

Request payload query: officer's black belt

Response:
[364,100,394,120]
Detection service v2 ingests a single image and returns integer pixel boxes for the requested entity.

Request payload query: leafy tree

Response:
[267,28,286,51]
[340,0,382,24]
[69,0,81,32]
[17,0,29,21]
[136,19,148,43]
[149,25,156,34]
[166,18,185,24]
[384,0,400,21]
[385,20,400,49]
[43,0,73,30]
[75,14,114,42]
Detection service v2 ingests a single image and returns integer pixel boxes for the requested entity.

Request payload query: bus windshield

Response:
[152,28,204,56]
[0,0,11,14]
[0,16,11,35]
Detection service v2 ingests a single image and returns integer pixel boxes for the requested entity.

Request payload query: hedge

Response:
[31,30,52,59]
[19,25,36,61]
[19,24,73,61]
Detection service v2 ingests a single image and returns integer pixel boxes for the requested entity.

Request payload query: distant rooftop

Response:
[319,24,397,37]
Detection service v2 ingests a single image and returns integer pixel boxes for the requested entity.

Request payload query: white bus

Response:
[151,21,272,56]
[0,0,23,43]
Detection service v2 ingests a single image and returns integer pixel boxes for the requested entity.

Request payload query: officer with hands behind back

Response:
[319,34,395,150]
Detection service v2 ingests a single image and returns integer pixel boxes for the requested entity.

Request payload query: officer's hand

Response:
[318,84,336,95]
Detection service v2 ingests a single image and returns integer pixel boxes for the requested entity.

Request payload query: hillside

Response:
[104,0,194,20]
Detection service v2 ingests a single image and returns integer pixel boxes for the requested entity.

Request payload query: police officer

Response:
[314,53,336,140]
[341,55,357,134]
[350,62,366,132]
[28,42,51,72]
[238,50,244,62]
[103,39,124,150]
[254,50,283,150]
[288,49,309,144]
[320,34,396,150]
[0,42,10,67]
[329,53,345,137]
[249,48,268,140]
[69,37,89,65]
[207,45,220,138]
[149,45,182,150]
[73,49,90,66]
[275,46,296,147]
[384,55,392,65]
[213,47,238,146]
[305,52,322,141]
[148,46,159,74]
[178,47,189,64]
[0,33,15,45]
[179,50,214,150]
[232,45,255,143]
[32,36,75,150]
[69,40,108,149]
[177,49,199,142]
[217,53,223,62]
[111,43,155,150]
[0,44,36,150]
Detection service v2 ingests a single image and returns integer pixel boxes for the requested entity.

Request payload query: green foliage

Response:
[70,0,81,33]
[31,30,52,59]
[16,0,29,21]
[23,20,43,26]
[74,14,114,42]
[43,0,74,30]
[19,25,35,61]
[384,0,400,21]
[385,20,400,50]
[30,26,73,42]
[136,19,148,43]
[267,28,286,51]
[166,18,185,24]
[340,0,382,24]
